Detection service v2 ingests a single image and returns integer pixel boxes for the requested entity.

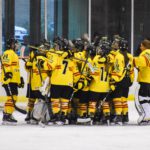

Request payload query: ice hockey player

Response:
[25,42,55,124]
[88,40,111,125]
[119,39,134,124]
[1,38,24,124]
[75,44,95,124]
[133,39,150,124]
[24,48,38,123]
[109,38,133,125]
[49,38,81,125]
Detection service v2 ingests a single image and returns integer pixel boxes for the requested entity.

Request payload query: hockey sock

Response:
[113,98,122,115]
[78,103,87,117]
[27,98,36,112]
[4,95,16,114]
[102,102,110,115]
[61,98,69,116]
[51,98,60,114]
[88,101,96,116]
[122,97,128,115]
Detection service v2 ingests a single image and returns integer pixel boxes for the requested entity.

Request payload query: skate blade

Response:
[39,121,46,128]
[107,120,110,126]
[77,118,91,123]
[111,122,123,126]
[55,121,65,125]
[30,119,39,125]
[2,121,17,126]
[47,122,55,126]
[25,120,31,124]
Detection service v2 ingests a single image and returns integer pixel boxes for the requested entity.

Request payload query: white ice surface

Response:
[0,102,150,150]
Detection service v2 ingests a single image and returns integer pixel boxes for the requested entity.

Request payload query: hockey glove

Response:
[25,61,33,69]
[18,77,25,88]
[98,56,107,64]
[109,78,116,85]
[4,72,13,81]
[76,81,84,90]
[110,85,116,91]
[75,77,89,90]
[109,78,116,91]
[86,75,93,85]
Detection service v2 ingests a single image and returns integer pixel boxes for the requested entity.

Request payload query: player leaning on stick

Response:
[133,39,150,124]
[1,38,24,124]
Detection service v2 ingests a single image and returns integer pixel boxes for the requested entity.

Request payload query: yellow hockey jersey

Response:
[110,50,125,82]
[51,55,80,87]
[1,49,21,84]
[89,55,110,92]
[31,55,56,90]
[127,53,134,82]
[134,49,150,83]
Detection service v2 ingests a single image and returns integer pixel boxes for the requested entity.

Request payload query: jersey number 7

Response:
[62,60,68,74]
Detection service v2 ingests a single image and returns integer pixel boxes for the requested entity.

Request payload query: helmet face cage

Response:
[6,38,18,50]
[61,38,69,51]
[73,39,84,52]
[119,39,128,51]
[97,39,111,56]
[86,44,96,57]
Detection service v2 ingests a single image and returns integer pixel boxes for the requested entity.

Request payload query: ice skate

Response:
[2,112,17,125]
[111,115,122,126]
[77,113,91,124]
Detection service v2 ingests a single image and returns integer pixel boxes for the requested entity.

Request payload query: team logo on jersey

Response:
[114,59,120,72]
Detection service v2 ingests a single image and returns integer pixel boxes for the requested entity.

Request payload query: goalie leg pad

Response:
[31,100,47,121]
[139,96,150,121]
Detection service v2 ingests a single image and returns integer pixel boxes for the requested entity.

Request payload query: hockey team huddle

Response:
[1,34,150,126]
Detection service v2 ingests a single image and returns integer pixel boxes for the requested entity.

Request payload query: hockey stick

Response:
[0,56,27,114]
[96,90,112,115]
[69,51,90,101]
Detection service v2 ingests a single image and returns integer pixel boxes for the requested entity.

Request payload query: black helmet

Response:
[99,41,111,56]
[53,36,62,49]
[87,45,96,57]
[6,38,16,49]
[119,39,128,51]
[72,39,84,52]
[42,39,51,49]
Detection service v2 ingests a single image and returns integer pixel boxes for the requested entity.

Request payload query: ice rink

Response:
[0,101,150,150]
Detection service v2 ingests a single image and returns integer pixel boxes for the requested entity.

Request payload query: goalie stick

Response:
[0,56,27,114]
